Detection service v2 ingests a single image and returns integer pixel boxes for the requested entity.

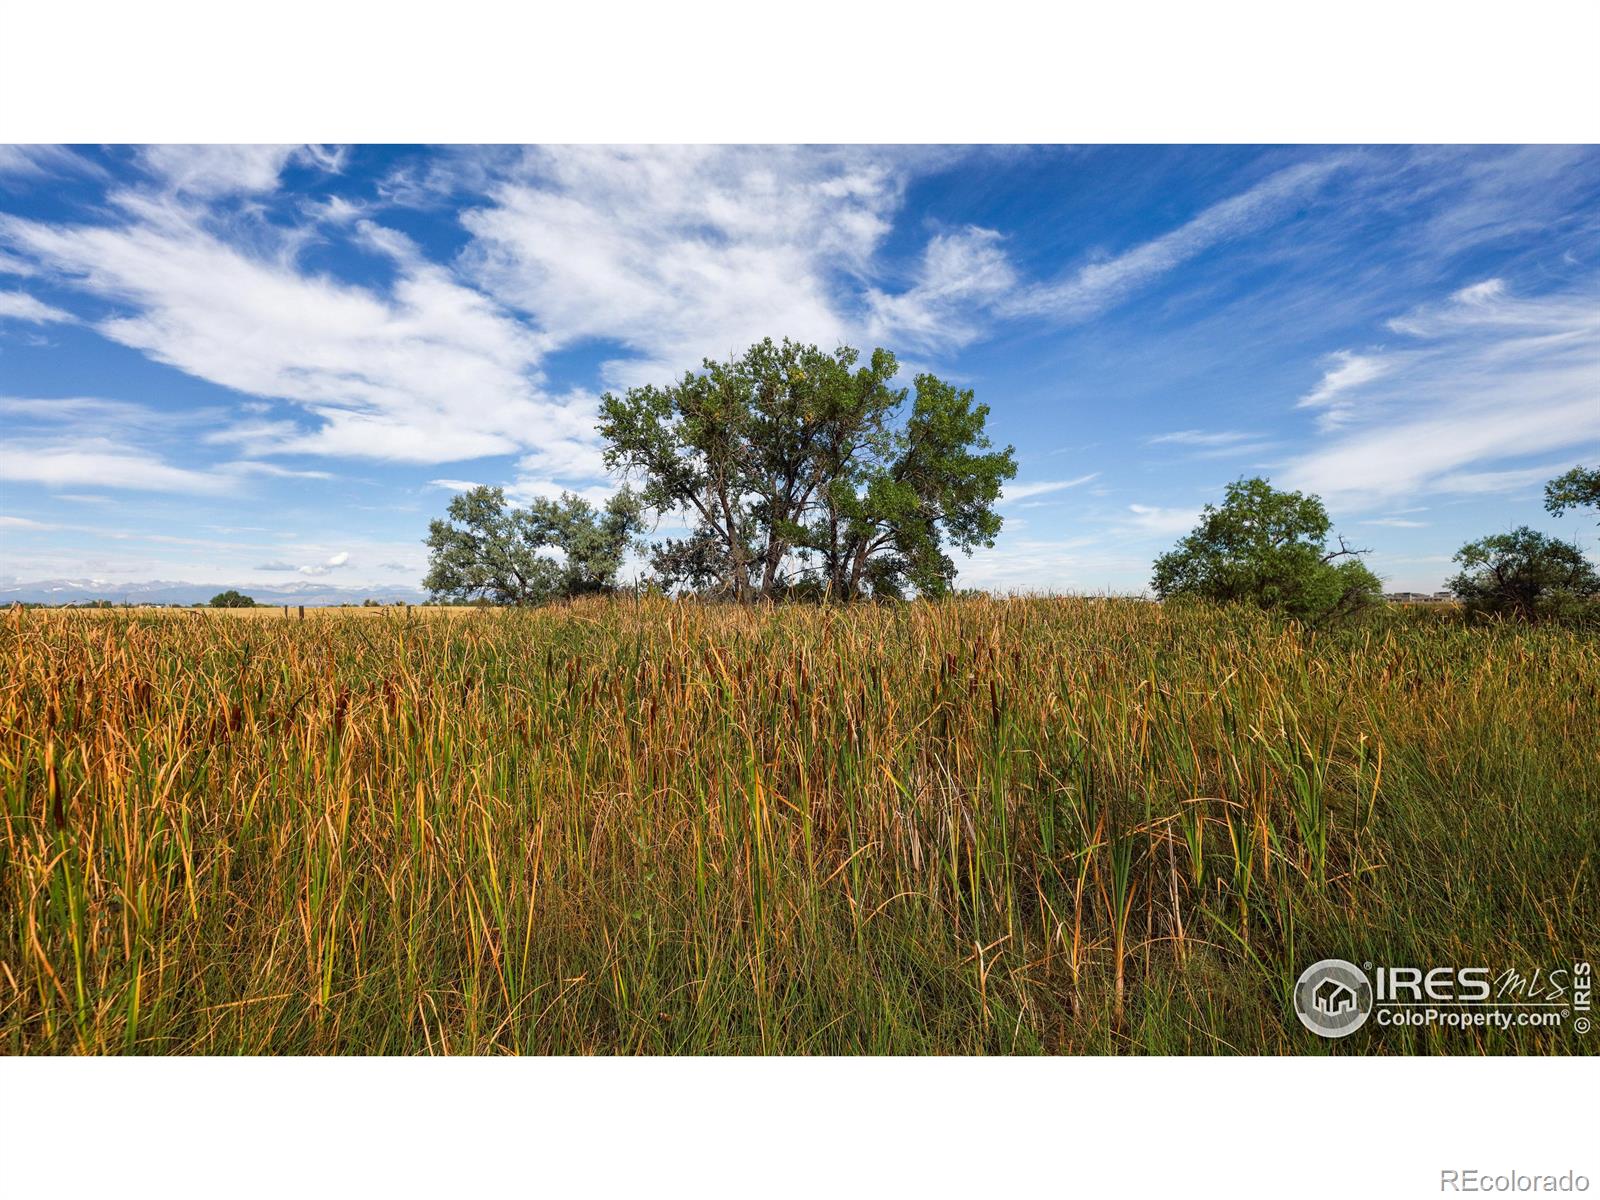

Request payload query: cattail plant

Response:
[1,597,1593,1054]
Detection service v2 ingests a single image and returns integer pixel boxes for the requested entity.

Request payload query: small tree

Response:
[1447,526,1600,619]
[1151,477,1381,622]
[423,485,642,606]
[209,590,257,608]
[1545,465,1600,525]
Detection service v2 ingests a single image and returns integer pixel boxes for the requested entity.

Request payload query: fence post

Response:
[298,605,305,621]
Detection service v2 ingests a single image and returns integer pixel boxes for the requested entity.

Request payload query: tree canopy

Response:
[1150,477,1381,622]
[1447,526,1600,619]
[209,590,257,608]
[1544,465,1600,525]
[423,485,642,605]
[598,338,1016,600]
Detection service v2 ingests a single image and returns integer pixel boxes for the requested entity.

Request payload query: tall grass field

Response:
[3,598,1594,1054]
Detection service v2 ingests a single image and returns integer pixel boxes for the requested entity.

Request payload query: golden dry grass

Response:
[3,597,1594,1053]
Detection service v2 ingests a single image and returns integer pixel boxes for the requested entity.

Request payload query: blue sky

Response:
[1,144,1597,596]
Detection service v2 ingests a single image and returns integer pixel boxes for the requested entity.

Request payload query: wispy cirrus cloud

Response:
[1147,429,1259,447]
[0,145,105,183]
[852,156,1351,356]
[0,290,77,324]
[1005,158,1346,323]
[999,474,1099,504]
[0,395,338,492]
[1145,428,1281,463]
[1297,350,1391,427]
[1280,279,1600,511]
[865,226,1018,352]
[1424,462,1586,496]
[0,394,196,429]
[217,461,334,481]
[0,438,239,494]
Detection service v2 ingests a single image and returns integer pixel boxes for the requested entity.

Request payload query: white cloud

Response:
[1296,350,1390,426]
[0,290,76,324]
[296,550,351,576]
[0,515,54,529]
[0,145,103,182]
[1383,277,1594,339]
[0,438,237,494]
[0,395,192,431]
[1000,474,1099,504]
[304,195,367,225]
[0,195,578,465]
[459,146,911,386]
[0,248,36,277]
[1407,148,1600,261]
[1144,429,1281,462]
[0,427,332,496]
[865,226,1017,351]
[217,461,334,481]
[1281,280,1600,510]
[1147,429,1258,447]
[135,145,333,197]
[1125,504,1202,537]
[1006,158,1345,322]
[1425,462,1582,496]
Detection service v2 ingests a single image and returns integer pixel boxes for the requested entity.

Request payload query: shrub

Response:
[1448,526,1600,620]
[1151,477,1381,624]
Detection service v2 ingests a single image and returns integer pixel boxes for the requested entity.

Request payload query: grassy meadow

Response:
[2,597,1595,1054]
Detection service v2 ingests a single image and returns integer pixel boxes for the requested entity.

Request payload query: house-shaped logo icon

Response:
[1313,977,1358,1016]
[1294,959,1374,1038]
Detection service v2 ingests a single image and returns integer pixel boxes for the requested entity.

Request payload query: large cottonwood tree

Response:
[598,338,1016,600]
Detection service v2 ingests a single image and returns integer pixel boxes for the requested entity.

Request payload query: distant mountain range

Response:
[0,578,430,607]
